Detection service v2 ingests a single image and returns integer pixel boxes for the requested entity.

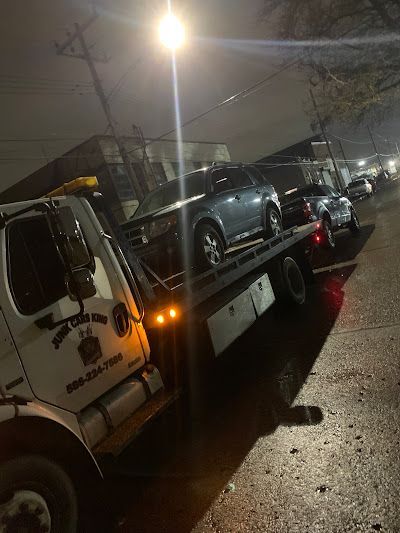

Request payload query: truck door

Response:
[210,167,261,241]
[0,198,149,413]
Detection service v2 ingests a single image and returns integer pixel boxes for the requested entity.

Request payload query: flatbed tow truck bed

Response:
[121,221,319,358]
[126,222,319,311]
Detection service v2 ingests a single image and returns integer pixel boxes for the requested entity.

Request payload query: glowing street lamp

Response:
[159,14,185,50]
[358,160,365,167]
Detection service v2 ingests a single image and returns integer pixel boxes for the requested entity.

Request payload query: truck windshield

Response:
[134,170,206,217]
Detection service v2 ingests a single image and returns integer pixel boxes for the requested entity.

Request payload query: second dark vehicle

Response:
[122,163,282,273]
[280,183,360,249]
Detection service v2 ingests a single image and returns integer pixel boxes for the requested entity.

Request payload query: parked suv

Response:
[122,163,282,273]
[280,183,360,249]
[345,178,373,199]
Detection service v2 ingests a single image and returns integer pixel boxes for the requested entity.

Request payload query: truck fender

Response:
[0,404,102,491]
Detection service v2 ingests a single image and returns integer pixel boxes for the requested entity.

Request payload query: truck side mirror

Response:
[57,207,92,270]
[65,268,97,302]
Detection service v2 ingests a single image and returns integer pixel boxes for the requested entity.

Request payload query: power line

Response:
[0,74,93,87]
[328,132,371,145]
[127,59,299,155]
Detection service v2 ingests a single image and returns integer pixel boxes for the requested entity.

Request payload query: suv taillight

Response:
[303,202,312,219]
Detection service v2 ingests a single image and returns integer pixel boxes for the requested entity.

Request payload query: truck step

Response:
[93,388,180,457]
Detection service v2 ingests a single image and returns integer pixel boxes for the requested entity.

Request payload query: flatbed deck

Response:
[124,222,319,315]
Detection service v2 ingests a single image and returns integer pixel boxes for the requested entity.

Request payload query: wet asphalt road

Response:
[93,179,400,533]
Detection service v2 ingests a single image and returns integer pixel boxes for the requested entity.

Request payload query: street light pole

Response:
[309,88,345,191]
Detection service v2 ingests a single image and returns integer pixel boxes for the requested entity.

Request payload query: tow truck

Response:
[0,176,319,532]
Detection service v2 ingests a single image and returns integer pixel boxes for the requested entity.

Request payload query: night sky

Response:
[1,0,399,192]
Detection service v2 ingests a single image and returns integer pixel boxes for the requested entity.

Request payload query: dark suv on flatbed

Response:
[280,183,360,248]
[122,163,282,274]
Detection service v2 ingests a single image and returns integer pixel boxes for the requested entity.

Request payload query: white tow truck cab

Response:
[0,178,176,532]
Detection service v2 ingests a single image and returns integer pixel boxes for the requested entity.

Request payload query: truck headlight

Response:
[148,215,177,239]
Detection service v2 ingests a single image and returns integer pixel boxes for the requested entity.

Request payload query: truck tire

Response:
[348,208,360,235]
[0,455,78,533]
[195,224,225,270]
[321,220,335,249]
[264,207,283,239]
[269,256,306,306]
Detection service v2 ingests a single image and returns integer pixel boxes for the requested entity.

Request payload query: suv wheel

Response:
[195,224,225,270]
[265,207,283,239]
[322,220,335,249]
[349,208,360,234]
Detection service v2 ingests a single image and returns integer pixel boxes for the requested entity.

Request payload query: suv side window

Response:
[244,166,268,185]
[211,169,235,194]
[7,216,67,315]
[227,167,253,189]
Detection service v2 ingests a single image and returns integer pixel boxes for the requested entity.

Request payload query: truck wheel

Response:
[195,224,225,270]
[265,207,283,239]
[321,220,335,249]
[0,455,78,533]
[348,209,360,235]
[269,256,306,306]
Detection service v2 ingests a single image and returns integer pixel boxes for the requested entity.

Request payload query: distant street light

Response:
[358,160,365,167]
[389,160,395,166]
[159,14,185,50]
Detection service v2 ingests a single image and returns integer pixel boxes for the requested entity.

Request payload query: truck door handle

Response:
[235,194,241,201]
[113,302,130,337]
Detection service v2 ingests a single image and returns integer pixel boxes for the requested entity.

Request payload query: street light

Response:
[358,160,365,167]
[159,13,185,50]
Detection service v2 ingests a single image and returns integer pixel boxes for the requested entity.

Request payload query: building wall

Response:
[0,135,231,223]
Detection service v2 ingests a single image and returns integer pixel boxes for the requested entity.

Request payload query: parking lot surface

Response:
[93,180,400,533]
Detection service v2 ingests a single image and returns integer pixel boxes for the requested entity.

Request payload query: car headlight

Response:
[148,215,177,239]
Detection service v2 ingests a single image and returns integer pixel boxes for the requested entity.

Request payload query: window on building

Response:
[171,162,181,176]
[151,162,168,185]
[7,217,67,315]
[109,165,135,201]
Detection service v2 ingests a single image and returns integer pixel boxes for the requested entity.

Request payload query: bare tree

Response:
[261,0,400,126]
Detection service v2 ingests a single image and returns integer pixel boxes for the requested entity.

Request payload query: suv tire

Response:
[195,224,225,270]
[348,208,361,234]
[265,207,283,239]
[321,220,335,249]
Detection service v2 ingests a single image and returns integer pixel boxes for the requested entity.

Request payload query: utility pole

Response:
[367,125,384,173]
[309,88,345,191]
[338,140,351,177]
[54,14,144,201]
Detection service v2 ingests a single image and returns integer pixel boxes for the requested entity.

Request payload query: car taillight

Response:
[303,202,312,219]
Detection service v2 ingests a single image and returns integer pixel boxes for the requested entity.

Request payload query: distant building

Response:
[0,135,231,222]
[256,135,348,194]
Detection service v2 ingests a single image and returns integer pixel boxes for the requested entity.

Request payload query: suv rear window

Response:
[281,184,325,203]
[348,180,365,188]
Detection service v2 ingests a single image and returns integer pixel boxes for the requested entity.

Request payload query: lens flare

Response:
[159,14,184,50]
